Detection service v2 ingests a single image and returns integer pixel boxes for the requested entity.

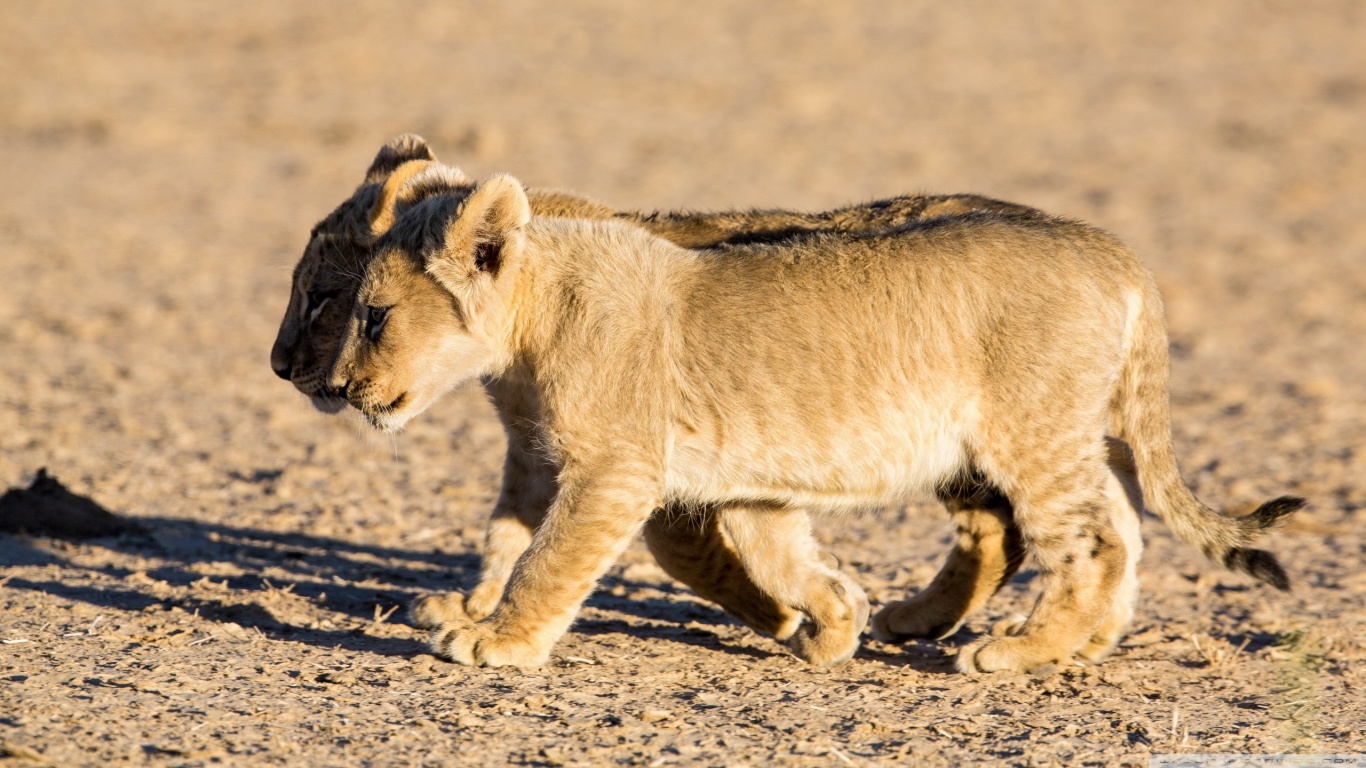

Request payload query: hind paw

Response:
[955,636,1065,674]
[786,573,869,667]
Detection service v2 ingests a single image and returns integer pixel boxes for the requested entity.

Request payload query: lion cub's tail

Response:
[1110,280,1303,590]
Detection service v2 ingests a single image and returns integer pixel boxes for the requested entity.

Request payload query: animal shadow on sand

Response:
[0,468,946,667]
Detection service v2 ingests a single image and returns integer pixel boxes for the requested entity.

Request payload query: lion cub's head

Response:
[270,134,475,412]
[327,174,534,432]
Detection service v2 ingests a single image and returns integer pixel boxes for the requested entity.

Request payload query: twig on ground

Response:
[369,604,400,630]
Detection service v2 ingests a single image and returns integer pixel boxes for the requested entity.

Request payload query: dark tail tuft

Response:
[1223,547,1291,591]
[1221,497,1303,590]
[1247,496,1306,530]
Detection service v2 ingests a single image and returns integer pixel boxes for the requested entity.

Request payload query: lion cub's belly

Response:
[665,400,970,511]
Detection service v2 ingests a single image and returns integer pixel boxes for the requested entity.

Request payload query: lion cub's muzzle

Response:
[308,387,349,414]
[334,377,410,428]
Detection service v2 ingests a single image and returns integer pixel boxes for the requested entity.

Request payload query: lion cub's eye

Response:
[365,305,390,343]
[304,290,334,323]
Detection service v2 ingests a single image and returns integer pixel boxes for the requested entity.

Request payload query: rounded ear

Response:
[427,174,531,294]
[370,162,475,237]
[368,159,434,236]
[363,134,437,184]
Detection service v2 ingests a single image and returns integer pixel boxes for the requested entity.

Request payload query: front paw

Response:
[432,621,551,668]
[463,581,506,622]
[989,613,1028,638]
[410,591,471,630]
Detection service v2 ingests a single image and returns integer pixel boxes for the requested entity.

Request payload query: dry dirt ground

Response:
[2,2,1365,766]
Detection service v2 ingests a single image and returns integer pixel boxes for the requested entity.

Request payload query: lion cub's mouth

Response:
[308,390,349,414]
[360,392,410,432]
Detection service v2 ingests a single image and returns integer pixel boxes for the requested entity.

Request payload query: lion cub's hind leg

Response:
[986,451,1147,663]
[1075,439,1145,663]
[717,504,870,667]
[956,447,1127,674]
[871,482,1023,643]
[643,505,803,640]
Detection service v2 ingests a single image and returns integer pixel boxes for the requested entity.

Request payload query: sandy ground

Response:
[2,2,1365,765]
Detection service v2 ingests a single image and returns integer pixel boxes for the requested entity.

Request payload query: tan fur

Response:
[327,173,1298,671]
[275,136,1076,650]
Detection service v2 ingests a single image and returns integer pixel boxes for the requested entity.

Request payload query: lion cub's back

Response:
[664,214,1144,501]
[684,213,1141,376]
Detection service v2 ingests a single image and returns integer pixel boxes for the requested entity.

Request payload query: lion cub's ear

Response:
[369,161,473,237]
[426,174,531,298]
[363,134,437,184]
[368,159,434,236]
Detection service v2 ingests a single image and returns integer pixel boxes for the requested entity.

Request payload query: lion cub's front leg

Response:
[412,429,801,639]
[410,420,558,629]
[432,463,659,667]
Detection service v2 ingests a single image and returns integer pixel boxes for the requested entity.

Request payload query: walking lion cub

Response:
[324,170,1301,673]
[274,136,1093,654]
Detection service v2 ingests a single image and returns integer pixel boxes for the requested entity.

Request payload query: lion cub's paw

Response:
[870,598,966,643]
[990,613,1028,638]
[463,581,506,622]
[432,622,551,668]
[410,591,471,630]
[1073,595,1136,664]
[955,635,1064,674]
[1073,625,1125,664]
[785,573,870,667]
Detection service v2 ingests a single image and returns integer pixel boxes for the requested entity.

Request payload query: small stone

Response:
[316,670,358,686]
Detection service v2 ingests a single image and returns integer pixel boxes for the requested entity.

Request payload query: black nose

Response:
[271,362,293,381]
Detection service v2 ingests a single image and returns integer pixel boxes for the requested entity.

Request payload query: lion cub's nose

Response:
[269,342,294,381]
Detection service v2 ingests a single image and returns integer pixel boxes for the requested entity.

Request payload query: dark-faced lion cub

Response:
[325,170,1301,672]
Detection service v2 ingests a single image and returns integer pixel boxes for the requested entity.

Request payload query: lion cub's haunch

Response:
[328,173,1301,673]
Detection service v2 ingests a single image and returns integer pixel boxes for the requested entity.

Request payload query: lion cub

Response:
[275,136,1086,652]
[326,172,1301,672]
